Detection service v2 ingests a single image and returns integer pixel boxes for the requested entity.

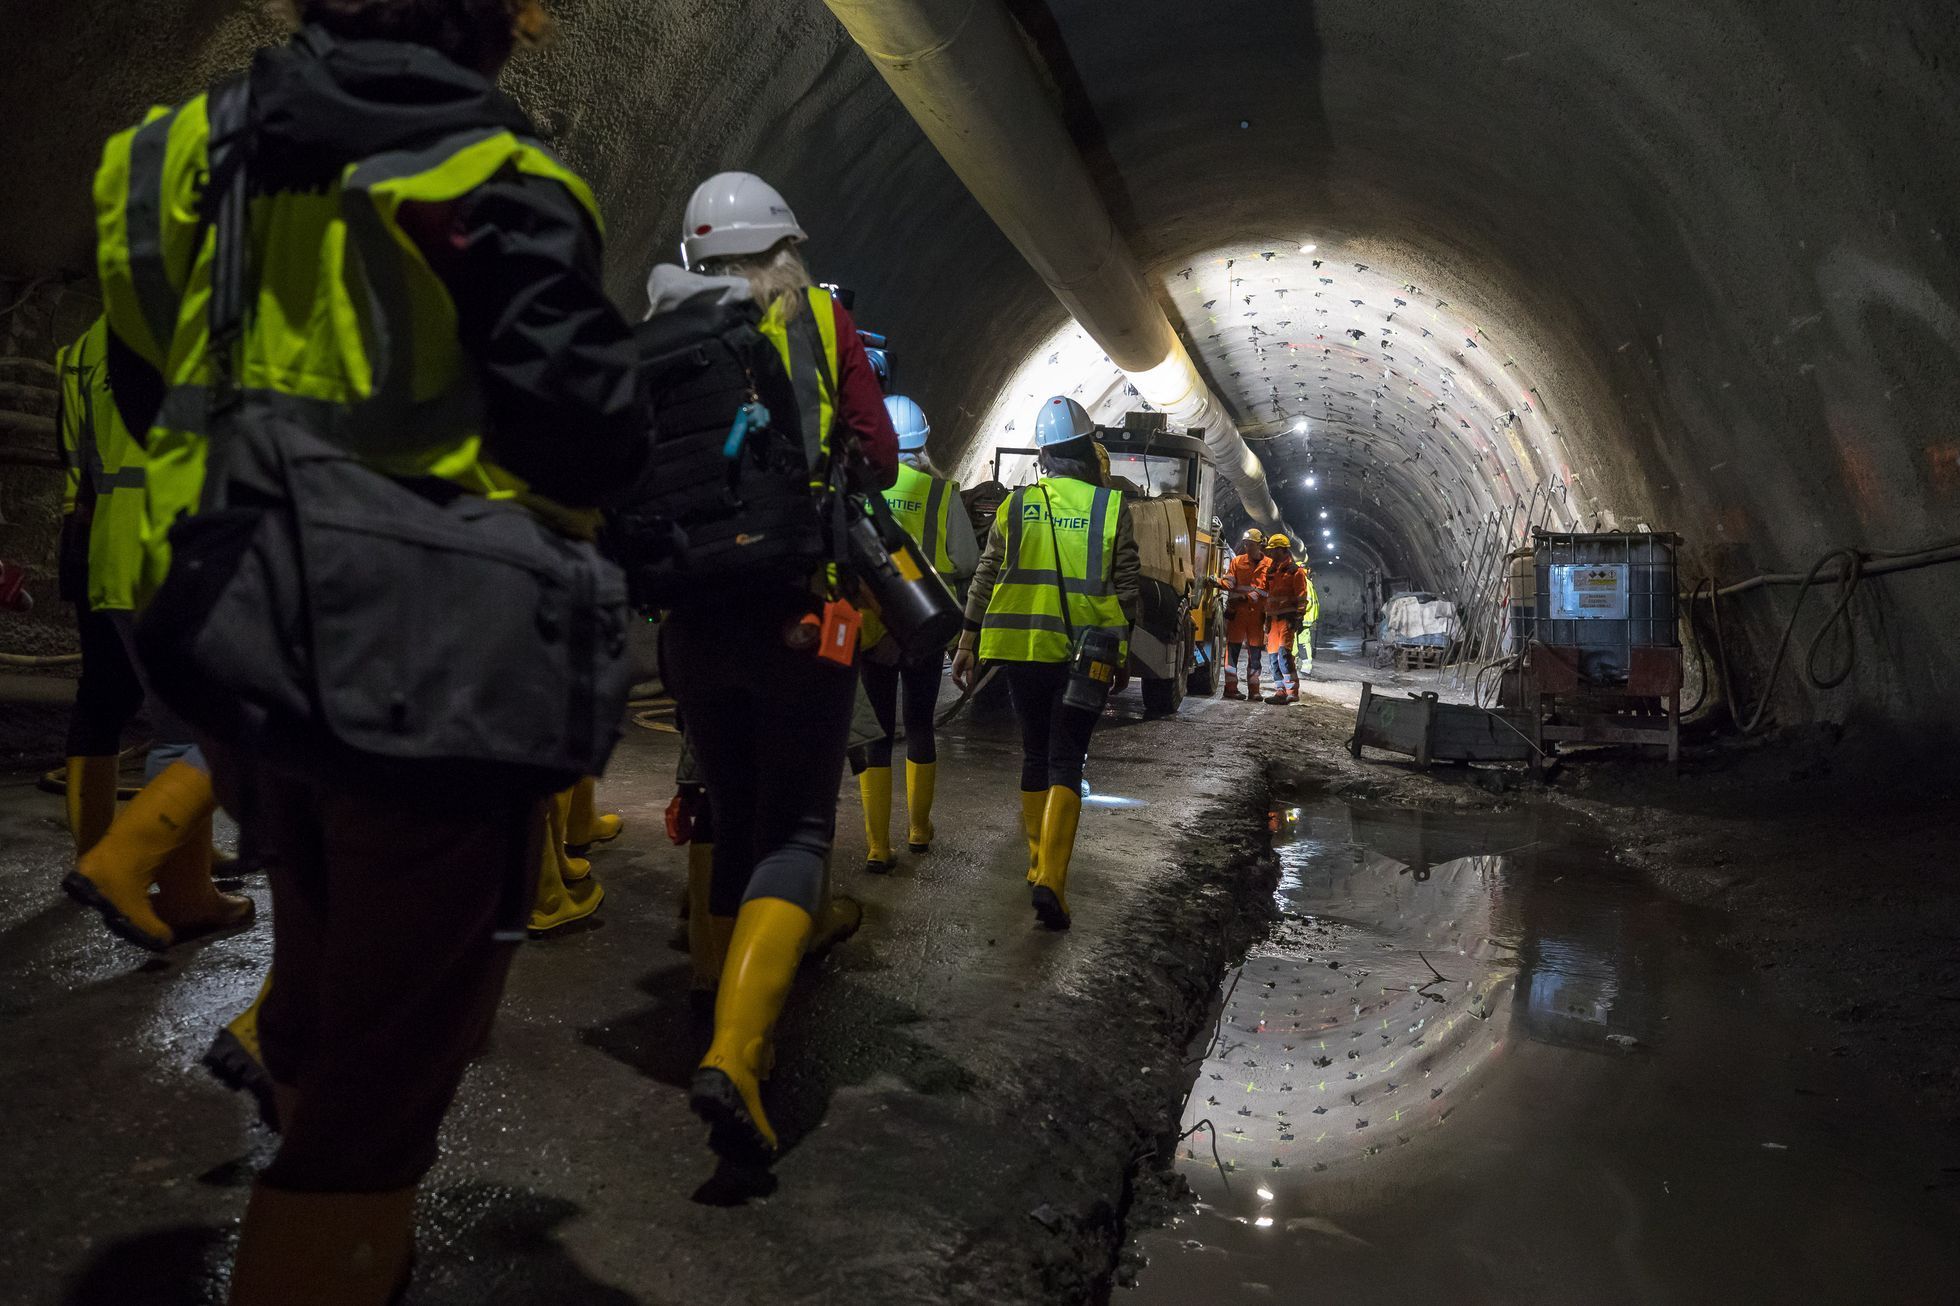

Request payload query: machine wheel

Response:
[1186,629,1222,697]
[1141,676,1183,716]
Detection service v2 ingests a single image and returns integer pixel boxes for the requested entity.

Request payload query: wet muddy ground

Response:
[0,687,1274,1305]
[2,658,1957,1304]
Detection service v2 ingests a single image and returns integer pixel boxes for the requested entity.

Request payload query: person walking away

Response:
[1297,562,1321,680]
[1262,535,1308,705]
[648,171,897,1163]
[1219,527,1269,701]
[856,393,976,872]
[93,4,649,1301]
[55,317,249,949]
[951,396,1139,931]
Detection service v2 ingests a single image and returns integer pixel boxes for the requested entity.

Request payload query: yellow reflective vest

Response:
[757,286,841,484]
[978,476,1127,664]
[94,90,605,605]
[885,462,961,577]
[54,318,148,612]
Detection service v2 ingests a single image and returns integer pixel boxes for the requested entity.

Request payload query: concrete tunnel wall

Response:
[2,0,1958,739]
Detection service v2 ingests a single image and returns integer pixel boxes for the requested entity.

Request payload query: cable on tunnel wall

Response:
[1690,538,1960,735]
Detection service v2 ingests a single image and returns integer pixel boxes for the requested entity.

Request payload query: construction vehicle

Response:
[983,411,1225,715]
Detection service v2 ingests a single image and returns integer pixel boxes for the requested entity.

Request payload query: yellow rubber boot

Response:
[566,774,622,849]
[858,766,895,873]
[65,755,120,859]
[1031,785,1082,931]
[905,760,937,854]
[529,792,603,933]
[153,814,255,940]
[227,1182,417,1306]
[63,759,215,951]
[204,971,279,1129]
[691,897,813,1161]
[685,841,721,993]
[1019,790,1046,884]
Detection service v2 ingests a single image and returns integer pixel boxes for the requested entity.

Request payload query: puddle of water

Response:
[1127,798,1960,1304]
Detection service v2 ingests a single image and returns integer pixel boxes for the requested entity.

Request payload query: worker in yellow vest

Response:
[952,396,1139,930]
[93,4,649,1299]
[855,394,977,871]
[54,317,250,951]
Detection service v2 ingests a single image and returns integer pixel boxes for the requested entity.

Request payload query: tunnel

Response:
[2,2,1958,1303]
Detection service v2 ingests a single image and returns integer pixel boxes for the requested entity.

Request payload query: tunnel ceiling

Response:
[5,0,1959,723]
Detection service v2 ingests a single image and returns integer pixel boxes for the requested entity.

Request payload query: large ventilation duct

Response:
[821,0,1284,530]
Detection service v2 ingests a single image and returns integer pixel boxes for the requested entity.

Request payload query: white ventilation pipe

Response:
[823,0,1284,529]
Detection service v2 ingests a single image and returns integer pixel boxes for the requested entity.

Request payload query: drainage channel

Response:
[1123,794,1960,1303]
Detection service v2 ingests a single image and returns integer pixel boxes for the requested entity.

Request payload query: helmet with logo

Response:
[1266,533,1293,551]
[680,172,807,269]
[1241,527,1265,545]
[1034,395,1096,448]
[885,395,931,452]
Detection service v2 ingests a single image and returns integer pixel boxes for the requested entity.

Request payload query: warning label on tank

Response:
[1548,564,1630,620]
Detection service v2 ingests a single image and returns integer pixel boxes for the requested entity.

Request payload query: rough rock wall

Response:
[3,0,1956,737]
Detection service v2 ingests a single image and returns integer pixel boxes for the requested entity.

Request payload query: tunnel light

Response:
[1254,1216,1275,1228]
[1304,475,1317,488]
[1291,417,1308,432]
[1257,1186,1275,1201]
[1300,243,1317,253]
[1322,528,1332,537]
[1318,510,1328,519]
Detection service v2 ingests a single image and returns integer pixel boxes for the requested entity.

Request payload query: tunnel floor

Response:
[1,663,1956,1303]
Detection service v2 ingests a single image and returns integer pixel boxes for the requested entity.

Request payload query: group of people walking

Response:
[1218,526,1320,705]
[40,4,1160,1300]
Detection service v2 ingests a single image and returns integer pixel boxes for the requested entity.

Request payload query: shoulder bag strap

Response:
[198,74,254,508]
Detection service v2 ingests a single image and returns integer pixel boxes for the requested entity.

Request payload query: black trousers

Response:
[861,648,944,768]
[662,596,857,917]
[65,599,144,756]
[243,762,538,1193]
[1004,660,1100,794]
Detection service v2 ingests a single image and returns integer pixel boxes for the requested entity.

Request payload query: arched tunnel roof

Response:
[4,0,1958,725]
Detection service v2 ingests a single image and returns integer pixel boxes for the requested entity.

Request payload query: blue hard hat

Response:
[1035,395,1096,448]
[885,394,931,451]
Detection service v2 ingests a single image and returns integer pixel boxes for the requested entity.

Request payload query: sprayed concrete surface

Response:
[0,690,1275,1305]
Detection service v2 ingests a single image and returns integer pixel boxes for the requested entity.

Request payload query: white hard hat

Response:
[1034,395,1096,448]
[681,171,807,269]
[885,395,931,451]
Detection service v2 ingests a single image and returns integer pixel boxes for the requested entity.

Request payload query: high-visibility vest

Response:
[860,461,962,651]
[756,286,841,484]
[885,463,960,576]
[1301,578,1321,625]
[54,318,148,612]
[93,88,605,605]
[979,477,1126,664]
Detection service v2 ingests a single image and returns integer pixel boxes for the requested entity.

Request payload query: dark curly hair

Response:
[290,0,553,74]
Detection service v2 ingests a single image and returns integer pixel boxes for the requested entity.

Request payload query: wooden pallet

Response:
[1392,644,1445,672]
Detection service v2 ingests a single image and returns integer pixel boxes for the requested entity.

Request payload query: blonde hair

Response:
[706,239,813,322]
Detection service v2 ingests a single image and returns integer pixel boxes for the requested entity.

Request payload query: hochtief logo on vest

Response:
[1022,500,1090,531]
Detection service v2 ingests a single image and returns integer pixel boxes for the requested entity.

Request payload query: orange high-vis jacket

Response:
[1265,559,1308,619]
[1223,552,1271,612]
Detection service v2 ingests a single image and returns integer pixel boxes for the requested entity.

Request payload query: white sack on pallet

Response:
[1382,593,1460,645]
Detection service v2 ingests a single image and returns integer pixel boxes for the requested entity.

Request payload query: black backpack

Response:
[610,291,830,607]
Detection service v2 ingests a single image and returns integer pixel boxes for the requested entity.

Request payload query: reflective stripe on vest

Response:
[978,477,1126,664]
[96,92,604,604]
[884,462,957,576]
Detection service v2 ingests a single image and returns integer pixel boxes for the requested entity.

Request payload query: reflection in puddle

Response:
[1128,798,1960,1304]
